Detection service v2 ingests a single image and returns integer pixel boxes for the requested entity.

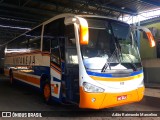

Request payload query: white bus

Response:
[4,13,155,109]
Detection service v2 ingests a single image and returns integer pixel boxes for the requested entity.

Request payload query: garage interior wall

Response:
[140,21,160,84]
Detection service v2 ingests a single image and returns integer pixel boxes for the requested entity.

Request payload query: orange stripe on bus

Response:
[51,66,61,74]
[14,72,40,86]
[42,54,50,56]
[42,52,50,56]
[50,63,61,71]
[90,74,143,82]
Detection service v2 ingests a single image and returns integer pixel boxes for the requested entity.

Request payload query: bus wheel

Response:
[9,70,14,85]
[43,82,51,104]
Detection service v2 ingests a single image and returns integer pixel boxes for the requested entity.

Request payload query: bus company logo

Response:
[2,112,11,117]
[117,95,127,101]
[13,55,35,65]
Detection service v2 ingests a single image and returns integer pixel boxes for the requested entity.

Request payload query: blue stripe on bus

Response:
[53,77,61,82]
[33,66,50,76]
[130,70,143,76]
[87,70,143,78]
[86,71,112,77]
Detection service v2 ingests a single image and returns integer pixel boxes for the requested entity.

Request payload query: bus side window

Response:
[65,25,78,64]
[59,39,65,60]
[65,25,75,46]
[27,26,42,50]
[7,26,42,52]
[7,35,28,51]
[51,39,60,67]
[43,18,65,52]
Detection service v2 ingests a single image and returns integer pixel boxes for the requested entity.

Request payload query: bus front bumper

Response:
[79,86,144,109]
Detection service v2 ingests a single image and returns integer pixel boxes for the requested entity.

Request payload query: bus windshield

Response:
[81,18,142,73]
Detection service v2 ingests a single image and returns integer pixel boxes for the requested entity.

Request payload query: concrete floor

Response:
[0,76,160,120]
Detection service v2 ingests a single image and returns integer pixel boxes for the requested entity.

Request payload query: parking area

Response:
[0,75,160,120]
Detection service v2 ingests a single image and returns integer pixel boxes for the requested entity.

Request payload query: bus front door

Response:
[50,38,62,100]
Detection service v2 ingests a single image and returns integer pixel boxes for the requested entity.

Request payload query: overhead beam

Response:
[71,0,137,15]
[0,18,36,29]
[0,14,42,23]
[103,0,121,5]
[140,16,160,25]
[32,0,112,16]
[0,24,31,30]
[0,3,59,17]
[0,9,47,23]
[140,0,160,6]
[0,30,23,39]
[0,16,38,24]
[22,0,31,7]
[0,27,27,34]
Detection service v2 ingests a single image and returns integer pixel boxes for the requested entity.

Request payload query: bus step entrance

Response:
[65,68,79,103]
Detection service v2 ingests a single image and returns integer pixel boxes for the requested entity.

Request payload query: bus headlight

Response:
[83,82,104,93]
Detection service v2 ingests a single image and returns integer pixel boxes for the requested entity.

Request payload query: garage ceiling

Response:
[0,0,160,48]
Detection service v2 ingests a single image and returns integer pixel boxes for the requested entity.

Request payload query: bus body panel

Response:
[4,51,50,88]
[79,86,144,109]
[4,14,154,109]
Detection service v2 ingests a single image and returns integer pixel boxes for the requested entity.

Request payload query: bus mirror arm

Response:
[131,25,156,47]
[64,17,77,25]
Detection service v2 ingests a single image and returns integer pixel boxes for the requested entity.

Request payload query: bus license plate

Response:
[117,95,127,101]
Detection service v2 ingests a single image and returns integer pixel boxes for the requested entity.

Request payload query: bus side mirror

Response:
[133,26,156,47]
[77,17,89,45]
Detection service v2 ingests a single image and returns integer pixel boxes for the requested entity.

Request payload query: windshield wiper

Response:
[121,47,137,71]
[101,49,117,72]
[112,28,137,71]
[101,23,124,73]
[126,54,137,71]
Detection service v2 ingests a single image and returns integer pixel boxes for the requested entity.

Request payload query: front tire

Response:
[43,82,51,104]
